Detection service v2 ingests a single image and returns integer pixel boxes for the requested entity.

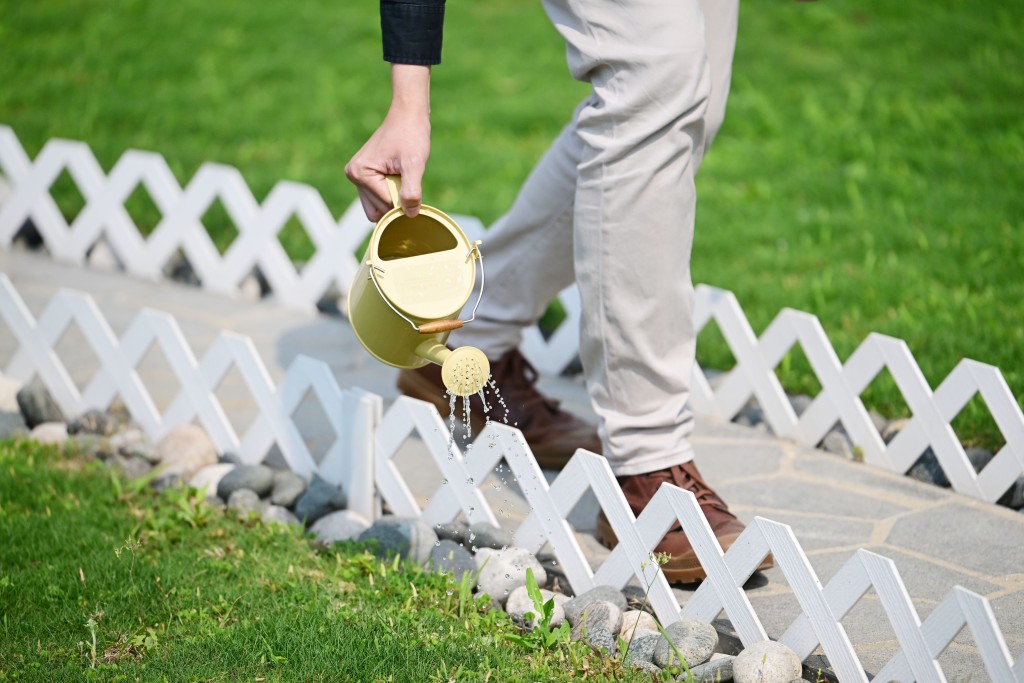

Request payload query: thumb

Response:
[398,164,424,217]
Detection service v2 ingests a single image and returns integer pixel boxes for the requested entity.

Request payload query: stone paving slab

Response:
[2,250,1023,679]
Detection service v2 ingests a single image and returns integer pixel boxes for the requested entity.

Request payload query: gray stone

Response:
[358,517,437,564]
[261,505,302,527]
[474,547,546,605]
[653,619,717,668]
[270,469,307,508]
[733,641,802,683]
[881,417,909,444]
[0,410,28,439]
[29,422,68,445]
[428,539,476,582]
[163,250,200,286]
[820,429,854,459]
[686,654,736,683]
[998,475,1024,510]
[629,660,661,675]
[310,509,371,545]
[788,394,813,417]
[293,474,347,524]
[226,488,263,519]
[468,521,514,550]
[569,601,621,654]
[67,409,115,436]
[219,451,244,465]
[734,404,765,429]
[620,584,654,612]
[433,521,470,544]
[16,379,65,428]
[105,454,153,480]
[623,632,662,666]
[189,463,236,497]
[108,428,158,463]
[155,424,218,480]
[504,584,567,628]
[152,473,183,493]
[70,433,105,458]
[966,447,995,473]
[868,410,888,434]
[907,448,949,487]
[620,609,659,642]
[564,585,628,625]
[217,464,275,499]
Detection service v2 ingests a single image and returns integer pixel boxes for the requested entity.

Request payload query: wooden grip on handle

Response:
[417,320,464,335]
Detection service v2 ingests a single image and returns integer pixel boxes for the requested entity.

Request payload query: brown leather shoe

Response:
[397,348,601,469]
[596,460,773,583]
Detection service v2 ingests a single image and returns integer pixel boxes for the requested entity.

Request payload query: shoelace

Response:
[669,464,730,514]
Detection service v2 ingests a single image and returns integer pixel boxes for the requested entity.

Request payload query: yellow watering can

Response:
[347,175,490,397]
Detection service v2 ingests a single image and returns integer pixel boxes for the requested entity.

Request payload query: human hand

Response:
[345,65,432,222]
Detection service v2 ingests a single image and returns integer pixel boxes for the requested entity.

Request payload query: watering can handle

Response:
[417,320,464,334]
[385,174,402,210]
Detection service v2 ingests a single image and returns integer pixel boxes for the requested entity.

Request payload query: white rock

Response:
[733,640,802,683]
[239,274,262,301]
[29,422,68,445]
[505,585,568,627]
[310,510,372,545]
[155,424,218,479]
[0,374,22,411]
[474,547,546,605]
[88,239,122,271]
[189,463,236,497]
[619,610,659,642]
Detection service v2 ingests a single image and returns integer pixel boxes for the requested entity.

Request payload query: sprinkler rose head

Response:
[441,346,490,397]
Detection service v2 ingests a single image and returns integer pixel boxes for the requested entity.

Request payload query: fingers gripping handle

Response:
[385,174,402,210]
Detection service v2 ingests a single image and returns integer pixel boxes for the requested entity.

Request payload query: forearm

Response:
[389,64,431,120]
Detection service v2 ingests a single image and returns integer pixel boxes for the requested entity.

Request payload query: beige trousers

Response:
[454,0,740,476]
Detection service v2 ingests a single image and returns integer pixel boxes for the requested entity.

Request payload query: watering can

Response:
[347,175,490,397]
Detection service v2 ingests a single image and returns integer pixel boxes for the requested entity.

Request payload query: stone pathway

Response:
[2,250,1022,680]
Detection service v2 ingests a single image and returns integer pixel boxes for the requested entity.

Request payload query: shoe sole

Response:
[398,370,582,470]
[595,514,774,584]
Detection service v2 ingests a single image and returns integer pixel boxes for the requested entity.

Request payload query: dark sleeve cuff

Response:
[381,0,446,65]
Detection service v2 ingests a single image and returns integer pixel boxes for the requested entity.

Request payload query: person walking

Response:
[345,0,771,582]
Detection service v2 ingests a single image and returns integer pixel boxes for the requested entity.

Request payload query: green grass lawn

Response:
[0,439,653,682]
[0,0,1021,447]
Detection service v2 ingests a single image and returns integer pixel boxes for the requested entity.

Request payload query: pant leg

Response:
[541,0,716,475]
[461,0,739,476]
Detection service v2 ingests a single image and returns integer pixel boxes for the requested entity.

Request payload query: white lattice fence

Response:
[0,275,1021,682]
[0,273,378,518]
[690,288,1024,504]
[1,126,1022,505]
[375,396,1023,683]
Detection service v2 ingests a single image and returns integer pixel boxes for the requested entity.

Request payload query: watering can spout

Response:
[414,341,490,397]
